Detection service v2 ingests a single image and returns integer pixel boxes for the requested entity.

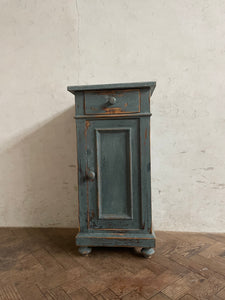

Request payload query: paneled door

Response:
[85,118,142,230]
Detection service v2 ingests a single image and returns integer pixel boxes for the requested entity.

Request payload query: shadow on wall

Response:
[0,107,78,227]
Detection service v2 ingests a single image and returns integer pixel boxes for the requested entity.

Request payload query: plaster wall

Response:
[0,0,224,231]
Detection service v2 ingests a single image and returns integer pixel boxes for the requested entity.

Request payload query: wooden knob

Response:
[108,96,116,105]
[86,170,95,180]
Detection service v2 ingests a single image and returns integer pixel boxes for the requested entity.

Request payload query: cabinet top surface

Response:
[67,81,156,94]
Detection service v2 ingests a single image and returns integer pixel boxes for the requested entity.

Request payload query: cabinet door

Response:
[85,118,143,230]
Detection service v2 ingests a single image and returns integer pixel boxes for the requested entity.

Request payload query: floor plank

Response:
[0,229,224,300]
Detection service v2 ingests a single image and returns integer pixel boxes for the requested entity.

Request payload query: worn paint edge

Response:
[74,113,152,119]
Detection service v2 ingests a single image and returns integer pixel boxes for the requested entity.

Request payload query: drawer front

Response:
[84,89,140,115]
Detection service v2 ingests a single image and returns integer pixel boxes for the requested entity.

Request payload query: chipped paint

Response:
[145,128,148,140]
[103,107,124,114]
[84,120,90,151]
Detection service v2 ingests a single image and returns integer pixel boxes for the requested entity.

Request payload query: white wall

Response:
[0,1,78,227]
[0,0,225,231]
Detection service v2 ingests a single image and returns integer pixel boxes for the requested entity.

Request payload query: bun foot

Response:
[141,247,155,258]
[78,247,92,256]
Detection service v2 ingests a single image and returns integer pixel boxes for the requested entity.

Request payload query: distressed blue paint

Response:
[84,89,140,114]
[68,82,156,257]
[87,118,140,230]
[68,81,156,94]
[96,128,132,219]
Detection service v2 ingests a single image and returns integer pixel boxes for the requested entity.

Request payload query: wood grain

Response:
[0,229,224,300]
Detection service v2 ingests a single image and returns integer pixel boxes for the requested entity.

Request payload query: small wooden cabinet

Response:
[68,82,156,258]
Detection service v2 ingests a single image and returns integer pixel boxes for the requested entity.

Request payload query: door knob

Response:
[108,96,116,105]
[86,170,95,180]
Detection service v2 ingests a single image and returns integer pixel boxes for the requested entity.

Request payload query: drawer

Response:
[84,89,140,115]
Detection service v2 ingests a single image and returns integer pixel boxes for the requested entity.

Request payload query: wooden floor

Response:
[0,229,225,300]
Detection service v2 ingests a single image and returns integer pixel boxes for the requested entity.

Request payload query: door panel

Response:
[86,118,142,230]
[96,128,132,219]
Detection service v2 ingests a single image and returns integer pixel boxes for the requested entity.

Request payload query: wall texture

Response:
[0,0,225,231]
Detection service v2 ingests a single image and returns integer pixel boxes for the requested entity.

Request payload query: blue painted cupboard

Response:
[67,82,156,258]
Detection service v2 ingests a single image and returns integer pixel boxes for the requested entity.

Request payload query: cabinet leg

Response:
[141,247,155,258]
[78,247,92,256]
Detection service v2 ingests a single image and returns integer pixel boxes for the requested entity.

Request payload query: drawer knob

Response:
[108,96,117,105]
[86,170,95,180]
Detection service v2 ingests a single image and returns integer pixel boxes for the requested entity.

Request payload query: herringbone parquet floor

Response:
[0,229,225,300]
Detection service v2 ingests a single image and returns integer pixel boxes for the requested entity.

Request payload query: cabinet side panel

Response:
[140,116,152,233]
[76,119,88,232]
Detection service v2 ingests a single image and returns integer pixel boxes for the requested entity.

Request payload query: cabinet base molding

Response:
[76,232,156,249]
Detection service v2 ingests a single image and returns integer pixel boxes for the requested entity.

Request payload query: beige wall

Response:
[0,0,225,231]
